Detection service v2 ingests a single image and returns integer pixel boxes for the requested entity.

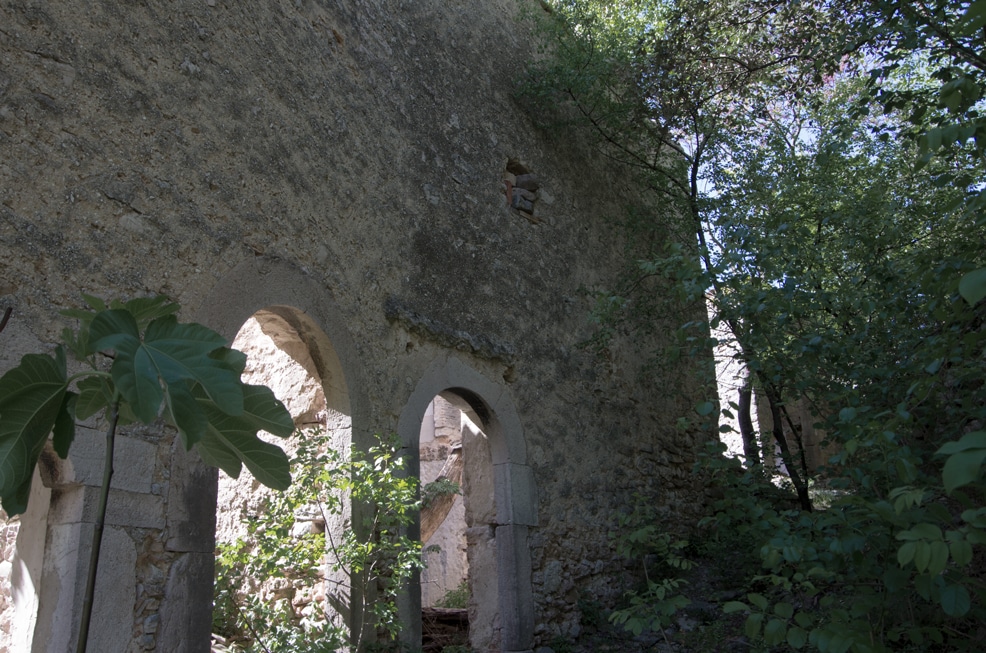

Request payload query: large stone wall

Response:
[0,1,712,651]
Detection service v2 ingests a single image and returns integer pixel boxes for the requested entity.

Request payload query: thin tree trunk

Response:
[738,373,760,468]
[77,401,119,653]
[420,444,463,543]
[764,388,813,512]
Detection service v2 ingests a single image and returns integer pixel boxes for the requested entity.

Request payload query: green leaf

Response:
[774,602,794,619]
[764,618,787,646]
[210,347,248,376]
[1,473,34,516]
[164,381,209,449]
[914,542,931,573]
[744,613,763,639]
[0,352,69,514]
[938,431,986,455]
[928,541,949,576]
[898,523,943,541]
[695,401,715,416]
[897,541,915,567]
[959,0,986,33]
[958,268,986,305]
[90,311,241,424]
[941,447,986,493]
[748,593,768,610]
[52,392,77,458]
[198,400,291,490]
[114,295,180,330]
[949,538,973,566]
[787,625,807,649]
[81,293,107,312]
[196,428,245,479]
[74,376,113,421]
[240,385,294,438]
[940,584,971,617]
[722,601,749,613]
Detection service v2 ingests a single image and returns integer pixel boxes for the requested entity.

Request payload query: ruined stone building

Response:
[0,1,711,651]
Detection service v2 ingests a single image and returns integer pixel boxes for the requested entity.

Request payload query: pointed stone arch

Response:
[398,356,537,653]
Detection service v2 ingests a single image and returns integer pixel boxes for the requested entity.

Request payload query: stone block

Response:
[514,174,540,191]
[511,190,535,213]
[59,432,159,493]
[165,444,218,553]
[495,524,535,651]
[494,462,538,526]
[32,524,135,653]
[46,484,164,529]
[156,552,214,653]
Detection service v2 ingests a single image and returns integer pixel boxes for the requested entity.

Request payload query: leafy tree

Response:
[526,0,986,650]
[0,295,293,653]
[526,0,868,509]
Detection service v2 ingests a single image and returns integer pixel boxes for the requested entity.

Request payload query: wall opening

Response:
[212,306,352,649]
[418,394,497,652]
[398,358,536,653]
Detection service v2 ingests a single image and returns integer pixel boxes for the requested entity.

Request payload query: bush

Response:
[214,431,423,652]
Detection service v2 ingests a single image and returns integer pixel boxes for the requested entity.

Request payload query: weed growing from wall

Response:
[608,499,693,646]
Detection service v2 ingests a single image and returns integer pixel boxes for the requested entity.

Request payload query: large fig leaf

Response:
[238,384,294,438]
[88,310,242,424]
[163,380,208,449]
[74,376,113,421]
[0,351,69,514]
[110,296,181,330]
[195,428,244,479]
[62,295,180,359]
[52,392,78,458]
[195,386,293,490]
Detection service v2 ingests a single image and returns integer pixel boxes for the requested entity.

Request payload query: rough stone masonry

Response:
[0,1,712,651]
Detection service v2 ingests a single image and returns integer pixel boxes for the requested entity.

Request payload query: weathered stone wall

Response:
[0,0,713,650]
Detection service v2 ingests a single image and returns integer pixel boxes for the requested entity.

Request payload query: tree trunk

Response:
[738,373,760,468]
[764,387,813,512]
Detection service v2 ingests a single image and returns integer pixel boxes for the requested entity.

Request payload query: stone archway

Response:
[212,307,353,646]
[157,257,365,652]
[398,357,537,653]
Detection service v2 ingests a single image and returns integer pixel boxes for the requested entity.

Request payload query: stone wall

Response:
[0,0,713,650]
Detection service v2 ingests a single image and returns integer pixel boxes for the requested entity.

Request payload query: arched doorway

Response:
[418,394,496,652]
[212,306,353,649]
[398,357,537,653]
[159,257,365,652]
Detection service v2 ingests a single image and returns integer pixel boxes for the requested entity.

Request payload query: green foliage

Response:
[214,430,423,652]
[434,580,469,610]
[421,478,460,509]
[0,294,292,513]
[527,0,986,651]
[608,500,692,640]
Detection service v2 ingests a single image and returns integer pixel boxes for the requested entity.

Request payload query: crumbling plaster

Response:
[0,0,713,650]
